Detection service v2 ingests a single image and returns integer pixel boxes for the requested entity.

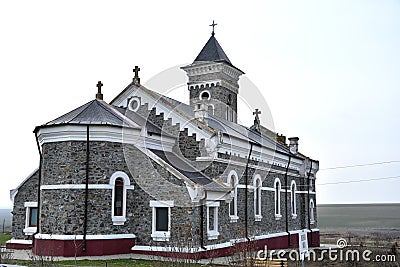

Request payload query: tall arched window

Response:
[310,199,315,224]
[227,170,239,222]
[291,180,297,218]
[253,175,262,220]
[114,178,124,216]
[110,171,132,225]
[274,178,282,218]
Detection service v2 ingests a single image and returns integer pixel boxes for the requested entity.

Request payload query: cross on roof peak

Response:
[96,81,104,100]
[133,66,141,85]
[209,20,217,36]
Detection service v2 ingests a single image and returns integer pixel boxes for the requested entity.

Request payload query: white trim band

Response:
[41,184,134,190]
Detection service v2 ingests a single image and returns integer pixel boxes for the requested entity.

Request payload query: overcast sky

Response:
[0,0,399,208]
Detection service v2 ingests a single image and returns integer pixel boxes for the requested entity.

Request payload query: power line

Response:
[317,175,400,186]
[319,160,400,171]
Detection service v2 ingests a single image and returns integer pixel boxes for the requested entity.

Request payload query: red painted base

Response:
[19,231,319,258]
[33,237,136,257]
[6,242,32,250]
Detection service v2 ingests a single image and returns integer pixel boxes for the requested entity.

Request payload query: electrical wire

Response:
[319,160,400,171]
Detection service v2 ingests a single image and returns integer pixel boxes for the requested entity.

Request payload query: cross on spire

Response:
[209,20,217,36]
[96,81,103,100]
[133,66,141,85]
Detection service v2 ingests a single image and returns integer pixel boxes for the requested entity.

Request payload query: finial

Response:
[133,66,141,85]
[96,81,103,100]
[209,20,217,36]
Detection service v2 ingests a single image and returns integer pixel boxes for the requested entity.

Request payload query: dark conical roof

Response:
[194,34,232,64]
[36,99,140,130]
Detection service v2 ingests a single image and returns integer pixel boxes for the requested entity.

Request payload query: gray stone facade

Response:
[11,170,39,240]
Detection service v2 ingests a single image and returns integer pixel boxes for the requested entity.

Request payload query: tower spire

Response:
[209,20,217,36]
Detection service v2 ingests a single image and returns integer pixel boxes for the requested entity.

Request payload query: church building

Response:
[7,25,320,257]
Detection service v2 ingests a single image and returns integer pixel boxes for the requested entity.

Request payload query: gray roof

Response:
[150,149,228,192]
[194,35,232,64]
[36,99,140,130]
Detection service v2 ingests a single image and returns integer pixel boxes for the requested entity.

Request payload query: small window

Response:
[254,175,262,221]
[208,104,214,115]
[29,207,38,227]
[291,180,297,218]
[23,202,38,235]
[310,199,315,224]
[110,171,132,225]
[227,94,232,105]
[114,178,124,216]
[155,207,169,231]
[274,178,282,219]
[199,90,211,100]
[128,97,141,112]
[201,91,209,99]
[150,200,174,241]
[227,171,238,222]
[207,202,219,240]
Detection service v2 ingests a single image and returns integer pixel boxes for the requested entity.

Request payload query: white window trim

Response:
[291,180,297,218]
[150,200,174,242]
[206,201,220,240]
[274,178,282,219]
[110,171,131,225]
[253,175,262,221]
[226,170,239,222]
[310,199,315,224]
[24,202,38,235]
[199,89,211,100]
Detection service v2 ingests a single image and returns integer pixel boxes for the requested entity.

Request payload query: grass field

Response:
[0,233,11,245]
[317,203,400,229]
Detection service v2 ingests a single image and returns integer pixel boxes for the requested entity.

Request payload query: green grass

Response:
[0,233,11,245]
[317,203,400,229]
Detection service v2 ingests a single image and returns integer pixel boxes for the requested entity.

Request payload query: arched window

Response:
[227,170,239,222]
[114,178,124,216]
[274,178,282,218]
[110,171,132,225]
[253,175,262,221]
[208,104,214,115]
[291,180,297,218]
[310,199,315,224]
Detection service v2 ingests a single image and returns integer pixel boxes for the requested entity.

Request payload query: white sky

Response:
[0,0,399,208]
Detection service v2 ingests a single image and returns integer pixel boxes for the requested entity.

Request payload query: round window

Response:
[128,97,140,112]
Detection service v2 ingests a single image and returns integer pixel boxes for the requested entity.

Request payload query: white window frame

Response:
[253,175,262,221]
[309,198,315,224]
[206,201,220,240]
[207,104,215,115]
[199,89,211,100]
[150,200,174,242]
[23,202,38,235]
[226,170,239,222]
[291,180,297,219]
[274,178,282,219]
[110,171,131,225]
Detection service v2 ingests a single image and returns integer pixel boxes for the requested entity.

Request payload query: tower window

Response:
[227,94,232,105]
[199,90,211,100]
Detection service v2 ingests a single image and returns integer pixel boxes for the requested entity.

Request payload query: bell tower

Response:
[181,22,244,123]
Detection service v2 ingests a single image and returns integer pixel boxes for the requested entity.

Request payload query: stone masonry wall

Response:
[40,140,203,246]
[11,170,39,239]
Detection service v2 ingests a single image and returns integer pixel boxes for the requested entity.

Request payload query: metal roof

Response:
[38,99,140,130]
[150,149,228,192]
[194,35,232,64]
